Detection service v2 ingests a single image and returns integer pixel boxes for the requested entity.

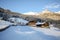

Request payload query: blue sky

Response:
[0,0,60,13]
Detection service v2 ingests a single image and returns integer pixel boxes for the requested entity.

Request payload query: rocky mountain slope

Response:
[38,9,60,21]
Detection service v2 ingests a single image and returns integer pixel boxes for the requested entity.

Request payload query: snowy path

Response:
[0,26,60,40]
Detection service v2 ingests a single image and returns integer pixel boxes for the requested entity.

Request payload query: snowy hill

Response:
[0,19,60,40]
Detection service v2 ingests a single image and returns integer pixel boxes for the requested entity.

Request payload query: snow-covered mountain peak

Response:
[41,9,53,13]
[23,12,39,15]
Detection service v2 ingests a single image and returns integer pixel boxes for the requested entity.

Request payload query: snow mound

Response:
[0,20,13,30]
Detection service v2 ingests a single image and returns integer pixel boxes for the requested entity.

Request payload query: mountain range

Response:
[0,7,60,23]
[23,9,60,21]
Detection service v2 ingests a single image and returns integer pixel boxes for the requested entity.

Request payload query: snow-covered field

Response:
[0,25,60,40]
[0,19,60,40]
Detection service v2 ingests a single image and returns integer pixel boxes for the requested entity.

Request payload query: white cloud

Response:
[55,11,60,13]
[43,3,60,9]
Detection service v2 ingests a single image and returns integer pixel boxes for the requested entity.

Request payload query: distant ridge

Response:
[23,12,39,15]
